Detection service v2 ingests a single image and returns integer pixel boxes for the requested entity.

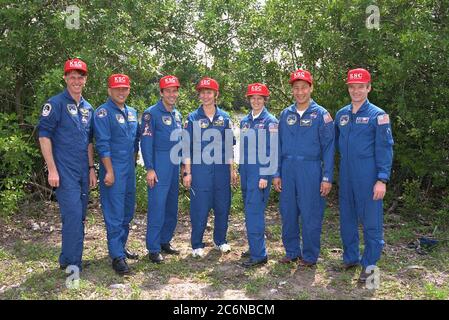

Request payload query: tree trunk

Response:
[15,77,24,124]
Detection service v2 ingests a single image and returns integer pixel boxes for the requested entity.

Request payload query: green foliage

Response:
[0,113,39,216]
[135,164,148,214]
[230,186,244,217]
[401,179,424,215]
[0,0,448,220]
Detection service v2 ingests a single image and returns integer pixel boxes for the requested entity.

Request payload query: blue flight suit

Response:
[239,108,278,262]
[335,99,394,268]
[141,100,182,254]
[93,98,139,260]
[184,105,235,250]
[37,89,94,270]
[278,100,335,263]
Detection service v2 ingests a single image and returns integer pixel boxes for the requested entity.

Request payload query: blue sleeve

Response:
[260,117,279,180]
[375,113,394,181]
[183,115,194,163]
[273,111,283,178]
[334,112,340,153]
[93,108,112,158]
[228,117,236,146]
[226,116,236,164]
[319,110,335,183]
[140,111,155,170]
[134,111,140,154]
[89,108,94,144]
[37,101,59,138]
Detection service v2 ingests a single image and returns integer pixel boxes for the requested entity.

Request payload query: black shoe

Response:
[112,258,130,275]
[161,243,180,255]
[125,249,139,260]
[298,259,316,268]
[242,257,268,268]
[149,252,164,263]
[278,256,299,264]
[241,250,250,258]
[358,268,371,283]
[343,262,360,270]
[59,260,91,271]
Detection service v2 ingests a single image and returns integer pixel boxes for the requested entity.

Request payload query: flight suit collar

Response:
[198,104,220,119]
[350,99,370,114]
[248,107,268,122]
[288,99,317,116]
[156,99,177,114]
[63,88,86,107]
[106,97,128,114]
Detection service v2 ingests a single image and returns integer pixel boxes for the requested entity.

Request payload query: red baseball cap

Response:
[289,69,313,85]
[108,74,130,88]
[346,68,371,84]
[246,83,270,97]
[159,75,180,89]
[196,77,219,92]
[64,58,88,74]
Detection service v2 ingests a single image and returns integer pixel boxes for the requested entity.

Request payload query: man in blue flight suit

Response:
[93,74,140,275]
[182,77,238,258]
[273,69,335,267]
[335,68,394,282]
[239,83,279,268]
[38,58,97,271]
[141,75,183,264]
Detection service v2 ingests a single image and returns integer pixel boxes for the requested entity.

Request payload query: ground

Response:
[0,196,448,300]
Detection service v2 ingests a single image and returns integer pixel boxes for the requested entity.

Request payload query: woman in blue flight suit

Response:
[182,77,238,258]
[239,83,279,268]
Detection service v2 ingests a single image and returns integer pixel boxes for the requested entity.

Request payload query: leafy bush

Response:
[0,113,39,216]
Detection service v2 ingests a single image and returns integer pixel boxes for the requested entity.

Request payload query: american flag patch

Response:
[268,122,278,132]
[323,112,333,124]
[356,117,370,124]
[377,114,390,125]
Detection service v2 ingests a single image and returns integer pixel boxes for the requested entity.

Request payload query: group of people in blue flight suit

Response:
[38,58,393,283]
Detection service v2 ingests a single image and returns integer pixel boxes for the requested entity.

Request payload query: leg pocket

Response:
[247,188,265,205]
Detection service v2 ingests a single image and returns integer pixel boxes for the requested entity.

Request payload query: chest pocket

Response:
[354,117,374,137]
[254,121,265,130]
[211,116,226,136]
[192,118,209,143]
[299,117,319,145]
[62,104,82,132]
[110,112,131,140]
[127,111,138,136]
[338,115,350,136]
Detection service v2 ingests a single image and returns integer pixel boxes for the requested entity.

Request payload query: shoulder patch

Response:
[97,108,107,118]
[323,112,333,124]
[41,103,52,117]
[377,114,390,125]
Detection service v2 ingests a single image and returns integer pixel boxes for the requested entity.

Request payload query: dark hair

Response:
[64,70,87,77]
[247,97,269,106]
[160,86,179,94]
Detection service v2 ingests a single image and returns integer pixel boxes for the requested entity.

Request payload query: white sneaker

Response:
[214,243,231,253]
[192,248,205,258]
